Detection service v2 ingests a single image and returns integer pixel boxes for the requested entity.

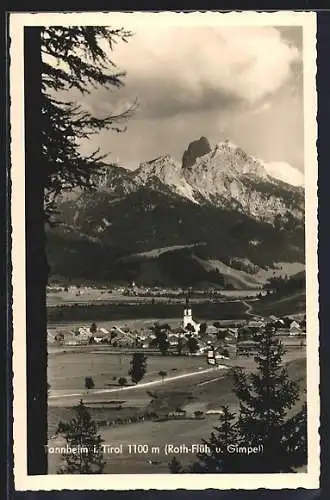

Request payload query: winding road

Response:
[242,300,263,319]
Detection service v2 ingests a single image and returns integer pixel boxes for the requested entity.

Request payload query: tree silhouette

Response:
[199,322,207,336]
[191,406,239,473]
[187,325,307,473]
[118,377,127,389]
[168,456,183,473]
[233,325,302,472]
[283,402,307,469]
[151,323,170,356]
[158,370,167,383]
[84,376,95,391]
[176,334,184,356]
[90,323,97,334]
[128,353,148,384]
[40,26,136,219]
[194,410,204,419]
[185,323,196,334]
[56,400,105,474]
[187,336,199,354]
[25,28,136,472]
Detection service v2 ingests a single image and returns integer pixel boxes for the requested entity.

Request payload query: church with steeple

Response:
[183,296,200,334]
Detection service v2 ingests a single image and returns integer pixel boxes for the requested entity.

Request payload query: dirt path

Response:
[242,300,263,319]
[48,364,228,400]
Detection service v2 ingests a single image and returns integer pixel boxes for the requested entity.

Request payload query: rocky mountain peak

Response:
[182,136,212,170]
[135,155,180,182]
[92,137,304,225]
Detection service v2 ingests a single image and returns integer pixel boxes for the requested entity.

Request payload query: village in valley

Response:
[40,19,310,476]
[15,15,316,480]
[47,278,307,474]
[47,281,306,356]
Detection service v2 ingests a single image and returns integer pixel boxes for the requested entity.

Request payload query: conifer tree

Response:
[188,325,307,473]
[26,26,134,474]
[232,325,302,472]
[168,456,183,473]
[90,322,97,334]
[151,323,170,355]
[177,334,184,356]
[190,406,240,473]
[40,26,135,220]
[283,401,308,470]
[56,399,105,474]
[129,352,147,384]
[158,370,167,383]
[187,336,199,354]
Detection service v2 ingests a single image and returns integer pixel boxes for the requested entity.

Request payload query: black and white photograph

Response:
[10,11,319,490]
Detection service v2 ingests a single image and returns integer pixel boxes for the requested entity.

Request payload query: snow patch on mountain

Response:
[263,161,304,187]
[96,138,304,224]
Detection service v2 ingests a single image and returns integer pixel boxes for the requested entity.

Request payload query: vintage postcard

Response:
[11,10,319,490]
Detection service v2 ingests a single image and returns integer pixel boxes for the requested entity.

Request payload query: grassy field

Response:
[48,349,206,391]
[48,356,306,474]
[47,300,248,323]
[250,290,306,317]
[48,346,306,473]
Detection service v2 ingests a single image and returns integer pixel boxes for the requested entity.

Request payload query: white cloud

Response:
[64,25,303,172]
[110,26,301,117]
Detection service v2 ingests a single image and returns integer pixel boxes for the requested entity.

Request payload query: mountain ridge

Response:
[48,137,305,287]
[95,137,304,225]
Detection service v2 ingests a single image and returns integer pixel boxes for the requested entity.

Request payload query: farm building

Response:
[289,320,303,336]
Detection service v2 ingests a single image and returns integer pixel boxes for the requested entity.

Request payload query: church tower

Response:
[183,296,193,329]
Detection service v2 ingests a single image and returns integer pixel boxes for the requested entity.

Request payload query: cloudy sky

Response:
[80,25,304,173]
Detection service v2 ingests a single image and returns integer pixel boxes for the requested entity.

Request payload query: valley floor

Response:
[47,344,306,474]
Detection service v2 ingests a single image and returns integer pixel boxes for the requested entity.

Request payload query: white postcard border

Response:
[10,10,319,491]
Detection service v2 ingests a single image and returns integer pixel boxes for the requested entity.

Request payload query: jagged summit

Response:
[182,136,212,170]
[94,137,304,224]
[134,154,196,202]
[51,137,305,286]
[134,154,180,186]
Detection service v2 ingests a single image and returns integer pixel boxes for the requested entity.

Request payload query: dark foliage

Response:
[118,377,127,387]
[168,456,183,473]
[190,406,240,473]
[40,26,135,219]
[90,322,97,334]
[158,370,167,382]
[232,326,303,472]
[128,352,148,384]
[151,323,170,355]
[199,322,207,336]
[56,400,105,473]
[84,376,95,390]
[186,336,199,354]
[184,325,307,474]
[176,334,184,356]
[264,271,306,294]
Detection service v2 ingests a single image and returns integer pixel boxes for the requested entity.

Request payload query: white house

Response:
[206,325,218,335]
[289,320,302,336]
[99,327,109,334]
